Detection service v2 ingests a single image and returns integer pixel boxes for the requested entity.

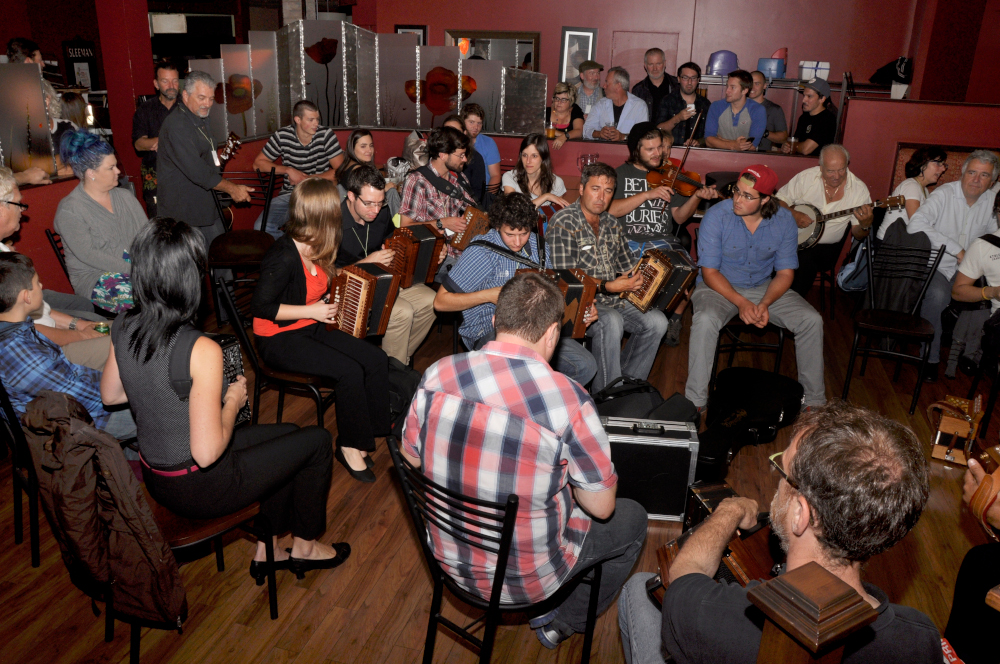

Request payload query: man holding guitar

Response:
[776,144,873,297]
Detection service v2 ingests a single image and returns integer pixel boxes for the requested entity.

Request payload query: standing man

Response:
[461,104,501,197]
[782,78,837,155]
[583,67,649,142]
[549,162,668,392]
[336,164,436,366]
[657,62,711,146]
[704,70,767,151]
[575,60,605,118]
[749,71,788,152]
[905,150,999,382]
[252,99,345,238]
[631,48,677,125]
[132,61,180,217]
[156,70,253,254]
[685,165,825,411]
[402,271,646,650]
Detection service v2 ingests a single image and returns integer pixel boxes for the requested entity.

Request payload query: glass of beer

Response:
[787,137,799,153]
[546,122,556,139]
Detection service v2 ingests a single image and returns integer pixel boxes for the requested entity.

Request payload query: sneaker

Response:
[534,623,573,650]
[528,610,556,630]
[664,316,683,347]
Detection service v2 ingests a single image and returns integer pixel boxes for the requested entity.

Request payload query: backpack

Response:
[387,357,421,437]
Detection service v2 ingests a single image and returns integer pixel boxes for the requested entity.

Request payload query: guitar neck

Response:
[816,203,866,223]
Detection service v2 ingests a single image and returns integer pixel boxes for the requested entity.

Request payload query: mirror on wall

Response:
[444,31,540,72]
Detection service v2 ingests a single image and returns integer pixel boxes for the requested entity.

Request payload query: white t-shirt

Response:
[0,243,55,327]
[876,178,927,240]
[501,170,567,202]
[957,233,1000,312]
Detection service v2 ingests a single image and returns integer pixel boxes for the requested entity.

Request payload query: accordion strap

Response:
[168,327,203,401]
[415,165,480,210]
[467,239,544,269]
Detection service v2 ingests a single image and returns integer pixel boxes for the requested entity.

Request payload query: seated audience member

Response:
[617,402,940,664]
[584,67,649,142]
[547,82,585,150]
[748,71,788,151]
[0,167,109,369]
[575,60,605,118]
[704,70,766,151]
[502,134,570,208]
[782,78,837,155]
[101,217,347,580]
[631,48,677,124]
[251,179,390,484]
[657,62,711,146]
[876,146,948,240]
[903,150,999,382]
[686,166,825,411]
[335,165,436,366]
[60,93,89,134]
[42,80,75,178]
[132,60,180,217]
[462,104,501,195]
[548,162,668,392]
[403,270,646,649]
[54,130,149,314]
[252,99,345,239]
[442,115,488,207]
[777,144,873,297]
[334,129,402,215]
[0,253,134,440]
[7,39,51,187]
[434,192,598,386]
[610,123,719,345]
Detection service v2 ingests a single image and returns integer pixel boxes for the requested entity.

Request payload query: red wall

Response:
[0,2,33,53]
[966,0,1000,104]
[16,179,79,294]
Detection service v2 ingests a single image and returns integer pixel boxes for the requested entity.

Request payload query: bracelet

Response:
[984,286,991,301]
[68,317,79,331]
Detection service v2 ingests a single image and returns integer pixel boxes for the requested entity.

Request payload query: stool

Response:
[710,316,786,393]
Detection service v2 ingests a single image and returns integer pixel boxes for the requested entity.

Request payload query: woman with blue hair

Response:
[54,129,148,313]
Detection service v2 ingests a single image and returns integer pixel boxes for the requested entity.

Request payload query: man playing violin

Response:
[609,123,718,345]
[775,144,872,297]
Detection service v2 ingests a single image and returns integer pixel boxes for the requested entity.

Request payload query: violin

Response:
[646,160,704,197]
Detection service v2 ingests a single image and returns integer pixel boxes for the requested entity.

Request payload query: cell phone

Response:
[687,103,696,112]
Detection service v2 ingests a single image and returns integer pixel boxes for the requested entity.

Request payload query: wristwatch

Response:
[435,219,444,231]
[68,317,79,330]
[599,280,609,295]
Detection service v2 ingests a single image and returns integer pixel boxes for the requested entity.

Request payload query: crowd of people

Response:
[4,39,1000,664]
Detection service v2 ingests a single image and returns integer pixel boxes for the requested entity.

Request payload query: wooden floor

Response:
[0,287,993,664]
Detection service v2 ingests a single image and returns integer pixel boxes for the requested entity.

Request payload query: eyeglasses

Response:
[4,201,28,211]
[929,160,948,170]
[679,75,700,82]
[358,198,387,209]
[768,451,798,489]
[734,189,760,202]
[553,96,572,103]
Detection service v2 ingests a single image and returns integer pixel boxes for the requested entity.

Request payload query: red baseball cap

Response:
[739,165,778,196]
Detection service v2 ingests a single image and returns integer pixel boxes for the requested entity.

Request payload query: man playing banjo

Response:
[776,144,873,297]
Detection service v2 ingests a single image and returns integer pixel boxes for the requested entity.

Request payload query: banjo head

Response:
[793,203,822,250]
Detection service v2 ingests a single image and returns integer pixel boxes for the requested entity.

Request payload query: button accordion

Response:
[449,207,491,251]
[206,333,252,427]
[622,248,698,314]
[515,268,599,338]
[385,225,446,289]
[326,264,401,339]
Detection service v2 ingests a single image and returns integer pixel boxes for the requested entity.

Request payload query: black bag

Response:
[647,393,700,427]
[387,357,421,437]
[592,377,664,418]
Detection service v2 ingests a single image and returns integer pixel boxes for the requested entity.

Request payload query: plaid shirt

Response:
[402,341,617,604]
[547,201,637,308]
[399,164,477,223]
[0,320,110,429]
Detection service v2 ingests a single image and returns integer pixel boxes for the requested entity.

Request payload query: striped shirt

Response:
[401,341,617,604]
[261,126,343,193]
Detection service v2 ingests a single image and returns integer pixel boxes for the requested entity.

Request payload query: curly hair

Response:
[488,191,538,232]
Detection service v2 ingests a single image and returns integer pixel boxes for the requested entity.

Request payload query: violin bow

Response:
[655,110,705,226]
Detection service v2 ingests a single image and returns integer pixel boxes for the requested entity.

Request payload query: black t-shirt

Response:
[613,103,625,126]
[793,109,837,151]
[545,104,585,135]
[648,79,671,122]
[131,96,175,170]
[661,573,942,664]
[613,162,682,242]
[463,149,488,206]
[335,198,394,267]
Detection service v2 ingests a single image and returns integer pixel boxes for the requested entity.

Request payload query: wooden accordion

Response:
[326,264,401,339]
[385,225,445,289]
[206,333,252,426]
[449,207,491,251]
[515,268,599,338]
[622,248,698,314]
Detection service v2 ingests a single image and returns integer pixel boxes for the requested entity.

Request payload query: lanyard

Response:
[351,223,371,257]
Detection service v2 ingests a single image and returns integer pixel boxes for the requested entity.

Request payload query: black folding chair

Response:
[0,376,40,567]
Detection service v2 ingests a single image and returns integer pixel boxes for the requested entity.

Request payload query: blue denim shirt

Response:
[696,200,798,289]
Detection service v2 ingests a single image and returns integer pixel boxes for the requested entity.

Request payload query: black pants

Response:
[257,324,391,452]
[144,423,332,540]
[944,542,1000,664]
[791,241,844,297]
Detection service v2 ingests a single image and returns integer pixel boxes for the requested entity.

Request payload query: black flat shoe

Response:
[364,455,375,469]
[336,446,376,483]
[288,542,351,580]
[248,557,291,586]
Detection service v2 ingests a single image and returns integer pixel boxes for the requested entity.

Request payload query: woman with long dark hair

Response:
[877,146,949,240]
[502,133,569,209]
[251,178,390,483]
[335,129,401,214]
[101,217,349,581]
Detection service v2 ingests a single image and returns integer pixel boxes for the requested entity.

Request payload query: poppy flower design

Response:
[305,38,339,123]
[215,75,264,134]
[405,67,477,123]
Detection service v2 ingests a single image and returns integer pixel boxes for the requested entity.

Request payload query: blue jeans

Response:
[472,331,598,388]
[585,304,668,393]
[618,572,667,664]
[254,191,291,239]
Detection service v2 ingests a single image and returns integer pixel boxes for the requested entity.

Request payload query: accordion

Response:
[448,207,491,251]
[622,248,698,314]
[205,333,252,426]
[326,263,401,339]
[385,225,445,289]
[515,268,599,338]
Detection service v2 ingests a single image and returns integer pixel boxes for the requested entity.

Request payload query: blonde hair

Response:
[284,179,342,280]
[554,81,577,106]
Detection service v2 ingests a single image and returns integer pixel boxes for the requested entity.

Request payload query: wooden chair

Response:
[217,278,336,426]
[210,167,280,232]
[841,236,944,414]
[207,229,275,325]
[388,437,604,664]
[0,376,40,567]
[710,317,786,394]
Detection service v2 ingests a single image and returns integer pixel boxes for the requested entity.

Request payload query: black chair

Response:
[217,278,336,426]
[0,376,40,567]
[709,317,786,393]
[207,229,275,326]
[210,167,281,232]
[46,228,70,282]
[815,224,855,320]
[388,437,603,664]
[841,236,944,414]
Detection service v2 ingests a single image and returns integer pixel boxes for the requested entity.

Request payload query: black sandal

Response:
[287,542,352,580]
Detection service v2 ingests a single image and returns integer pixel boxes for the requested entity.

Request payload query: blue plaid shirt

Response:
[0,320,110,429]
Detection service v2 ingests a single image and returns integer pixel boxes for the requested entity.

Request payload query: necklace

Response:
[351,223,370,257]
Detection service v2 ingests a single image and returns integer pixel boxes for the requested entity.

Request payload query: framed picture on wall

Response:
[559,27,598,83]
[395,25,427,46]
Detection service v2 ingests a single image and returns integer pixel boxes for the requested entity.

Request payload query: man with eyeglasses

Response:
[616,401,940,664]
[336,164,437,366]
[685,165,825,412]
[656,62,711,146]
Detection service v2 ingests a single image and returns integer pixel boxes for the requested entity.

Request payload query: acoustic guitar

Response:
[795,195,905,250]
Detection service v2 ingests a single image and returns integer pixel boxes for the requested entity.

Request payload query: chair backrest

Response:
[46,229,70,280]
[386,437,519,609]
[864,235,944,315]
[217,276,261,375]
[211,168,280,232]
[0,376,37,487]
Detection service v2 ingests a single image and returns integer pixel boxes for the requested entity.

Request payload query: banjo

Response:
[794,195,905,250]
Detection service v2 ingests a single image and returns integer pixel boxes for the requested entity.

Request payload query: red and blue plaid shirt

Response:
[402,340,617,604]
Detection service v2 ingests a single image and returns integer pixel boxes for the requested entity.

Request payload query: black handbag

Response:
[387,357,421,437]
[592,376,664,418]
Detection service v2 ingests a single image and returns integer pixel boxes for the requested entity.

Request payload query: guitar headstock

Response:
[218,132,242,169]
[876,195,906,211]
